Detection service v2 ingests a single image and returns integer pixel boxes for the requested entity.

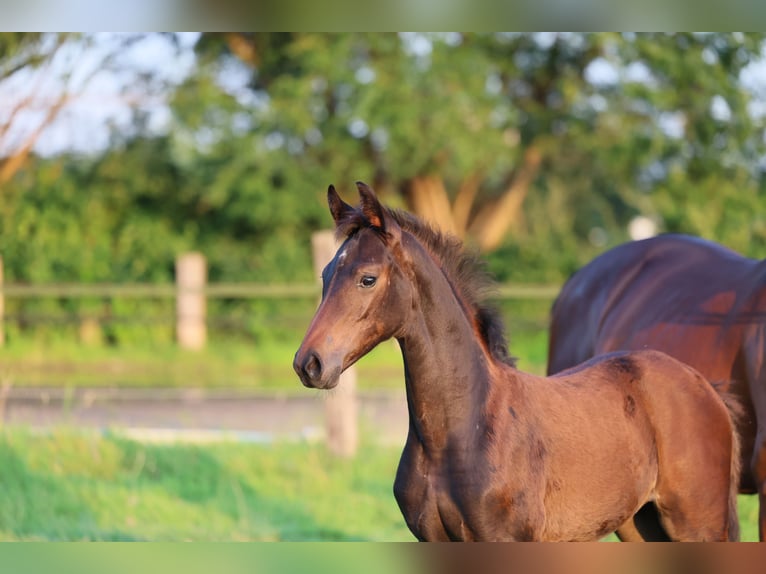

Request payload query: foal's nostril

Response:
[304,352,322,382]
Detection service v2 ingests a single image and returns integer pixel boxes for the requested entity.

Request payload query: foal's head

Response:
[294,181,514,390]
[293,182,412,389]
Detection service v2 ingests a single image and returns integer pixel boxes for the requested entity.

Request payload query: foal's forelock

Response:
[334,204,516,367]
[333,210,389,244]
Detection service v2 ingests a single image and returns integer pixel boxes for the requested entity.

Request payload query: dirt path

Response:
[0,387,409,445]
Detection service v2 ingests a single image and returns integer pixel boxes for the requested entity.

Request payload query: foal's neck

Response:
[396,235,495,452]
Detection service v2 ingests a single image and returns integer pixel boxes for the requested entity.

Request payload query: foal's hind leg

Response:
[653,445,733,541]
[645,362,738,540]
[656,502,729,541]
[652,417,733,539]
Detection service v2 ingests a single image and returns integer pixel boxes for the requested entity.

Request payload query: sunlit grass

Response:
[0,427,758,541]
[0,428,412,541]
[737,493,759,542]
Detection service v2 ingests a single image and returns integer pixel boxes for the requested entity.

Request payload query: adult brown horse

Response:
[294,183,741,541]
[547,233,765,539]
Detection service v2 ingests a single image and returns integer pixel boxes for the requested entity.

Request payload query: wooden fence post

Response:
[311,231,358,457]
[176,252,207,350]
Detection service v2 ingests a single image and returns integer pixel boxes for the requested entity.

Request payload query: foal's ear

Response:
[327,184,354,227]
[356,181,386,231]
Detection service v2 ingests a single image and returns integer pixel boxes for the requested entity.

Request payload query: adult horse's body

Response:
[547,234,766,539]
[294,185,740,541]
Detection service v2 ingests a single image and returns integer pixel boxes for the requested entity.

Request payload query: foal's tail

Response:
[711,381,744,542]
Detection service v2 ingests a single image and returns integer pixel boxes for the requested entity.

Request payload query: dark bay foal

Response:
[294,183,740,541]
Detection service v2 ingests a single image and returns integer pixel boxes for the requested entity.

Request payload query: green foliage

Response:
[2,151,180,283]
[2,33,766,345]
[185,32,766,277]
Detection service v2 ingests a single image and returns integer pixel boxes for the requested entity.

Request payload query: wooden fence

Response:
[0,263,560,350]
[0,241,561,457]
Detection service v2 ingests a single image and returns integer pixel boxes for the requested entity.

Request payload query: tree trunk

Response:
[470,147,542,252]
[452,171,482,238]
[404,147,541,252]
[405,175,458,236]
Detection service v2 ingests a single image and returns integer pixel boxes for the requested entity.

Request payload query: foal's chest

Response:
[394,460,473,540]
[394,440,546,541]
[396,443,519,541]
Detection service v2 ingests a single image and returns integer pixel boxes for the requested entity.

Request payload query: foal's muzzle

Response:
[293,348,341,389]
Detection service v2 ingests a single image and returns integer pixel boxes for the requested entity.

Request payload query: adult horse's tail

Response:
[711,381,744,541]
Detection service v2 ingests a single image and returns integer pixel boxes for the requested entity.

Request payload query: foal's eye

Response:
[359,275,377,288]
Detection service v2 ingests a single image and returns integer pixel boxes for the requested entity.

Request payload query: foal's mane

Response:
[336,205,516,367]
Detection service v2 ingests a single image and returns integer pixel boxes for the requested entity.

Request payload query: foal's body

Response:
[396,350,733,541]
[294,183,740,541]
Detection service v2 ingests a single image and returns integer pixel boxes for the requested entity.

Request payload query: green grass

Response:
[0,427,759,541]
[0,428,413,541]
[738,495,759,542]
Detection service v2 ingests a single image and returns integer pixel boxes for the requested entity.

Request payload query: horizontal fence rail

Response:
[0,283,317,298]
[0,282,560,300]
[0,247,561,367]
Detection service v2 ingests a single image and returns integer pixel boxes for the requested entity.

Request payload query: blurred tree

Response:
[184,33,766,268]
[190,32,534,250]
[0,33,75,183]
[2,33,765,288]
[0,33,184,183]
[1,32,765,344]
